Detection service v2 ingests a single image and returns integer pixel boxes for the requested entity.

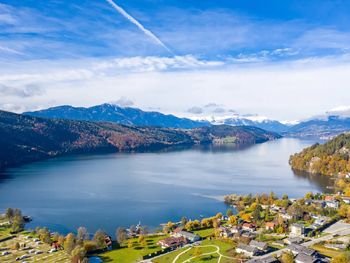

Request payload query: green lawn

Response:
[153,238,236,263]
[311,244,343,258]
[99,235,167,263]
[193,228,214,238]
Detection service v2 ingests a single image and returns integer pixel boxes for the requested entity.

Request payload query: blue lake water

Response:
[0,138,332,235]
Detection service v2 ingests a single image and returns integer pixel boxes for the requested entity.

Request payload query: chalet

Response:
[249,240,268,251]
[325,200,339,209]
[290,223,305,236]
[157,236,187,249]
[173,231,200,243]
[284,237,303,245]
[287,244,316,257]
[265,222,275,231]
[295,253,318,263]
[242,223,256,232]
[236,243,258,257]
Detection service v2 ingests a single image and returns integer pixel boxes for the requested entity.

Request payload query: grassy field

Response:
[193,228,214,238]
[0,230,71,263]
[99,234,167,263]
[153,238,237,263]
[311,244,343,258]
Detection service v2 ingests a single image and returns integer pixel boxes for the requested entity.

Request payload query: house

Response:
[265,222,275,231]
[287,244,316,256]
[246,256,279,263]
[284,237,303,245]
[324,195,334,202]
[231,225,242,234]
[250,240,268,251]
[173,231,200,243]
[341,196,350,204]
[325,200,339,209]
[295,253,317,263]
[280,213,292,220]
[236,243,258,257]
[157,236,187,249]
[290,223,305,236]
[242,223,256,232]
[104,235,112,248]
[219,227,232,238]
[241,230,257,239]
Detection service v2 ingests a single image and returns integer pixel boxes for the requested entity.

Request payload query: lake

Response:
[0,138,333,235]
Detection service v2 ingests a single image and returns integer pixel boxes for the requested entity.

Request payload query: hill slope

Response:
[0,111,280,169]
[289,133,350,176]
[24,104,210,129]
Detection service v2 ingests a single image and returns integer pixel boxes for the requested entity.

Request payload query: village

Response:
[1,192,350,262]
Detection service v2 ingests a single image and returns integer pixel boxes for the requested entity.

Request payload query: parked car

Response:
[2,251,11,256]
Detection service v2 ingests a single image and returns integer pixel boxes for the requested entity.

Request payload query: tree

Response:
[71,245,87,263]
[83,241,97,252]
[181,217,188,226]
[305,192,314,199]
[77,227,89,241]
[93,230,106,249]
[58,235,65,247]
[11,214,24,233]
[228,215,237,225]
[252,205,262,221]
[38,227,51,243]
[281,251,294,263]
[5,208,14,221]
[64,233,76,254]
[138,234,145,244]
[127,239,133,248]
[116,227,128,245]
[12,242,20,250]
[226,208,233,217]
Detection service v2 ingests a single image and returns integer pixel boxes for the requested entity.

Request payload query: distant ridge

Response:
[24,103,210,129]
[0,110,280,169]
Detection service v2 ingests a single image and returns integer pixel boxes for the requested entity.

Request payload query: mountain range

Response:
[24,104,350,138]
[0,110,280,169]
[24,104,210,129]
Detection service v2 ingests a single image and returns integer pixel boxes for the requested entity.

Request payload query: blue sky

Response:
[1,0,350,120]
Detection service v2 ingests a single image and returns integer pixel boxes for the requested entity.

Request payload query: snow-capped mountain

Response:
[191,114,290,133]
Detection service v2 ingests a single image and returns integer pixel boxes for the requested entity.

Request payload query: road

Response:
[255,220,350,260]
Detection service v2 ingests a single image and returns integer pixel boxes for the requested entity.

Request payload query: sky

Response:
[1,0,350,121]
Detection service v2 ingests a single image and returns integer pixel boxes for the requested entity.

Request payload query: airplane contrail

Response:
[105,0,173,54]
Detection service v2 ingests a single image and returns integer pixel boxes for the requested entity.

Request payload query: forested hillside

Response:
[0,110,280,169]
[289,133,350,176]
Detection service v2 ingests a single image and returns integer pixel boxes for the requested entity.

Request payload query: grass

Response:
[193,228,214,238]
[311,244,343,258]
[153,238,237,263]
[99,235,167,263]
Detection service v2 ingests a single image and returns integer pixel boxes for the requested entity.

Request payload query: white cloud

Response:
[1,53,350,121]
